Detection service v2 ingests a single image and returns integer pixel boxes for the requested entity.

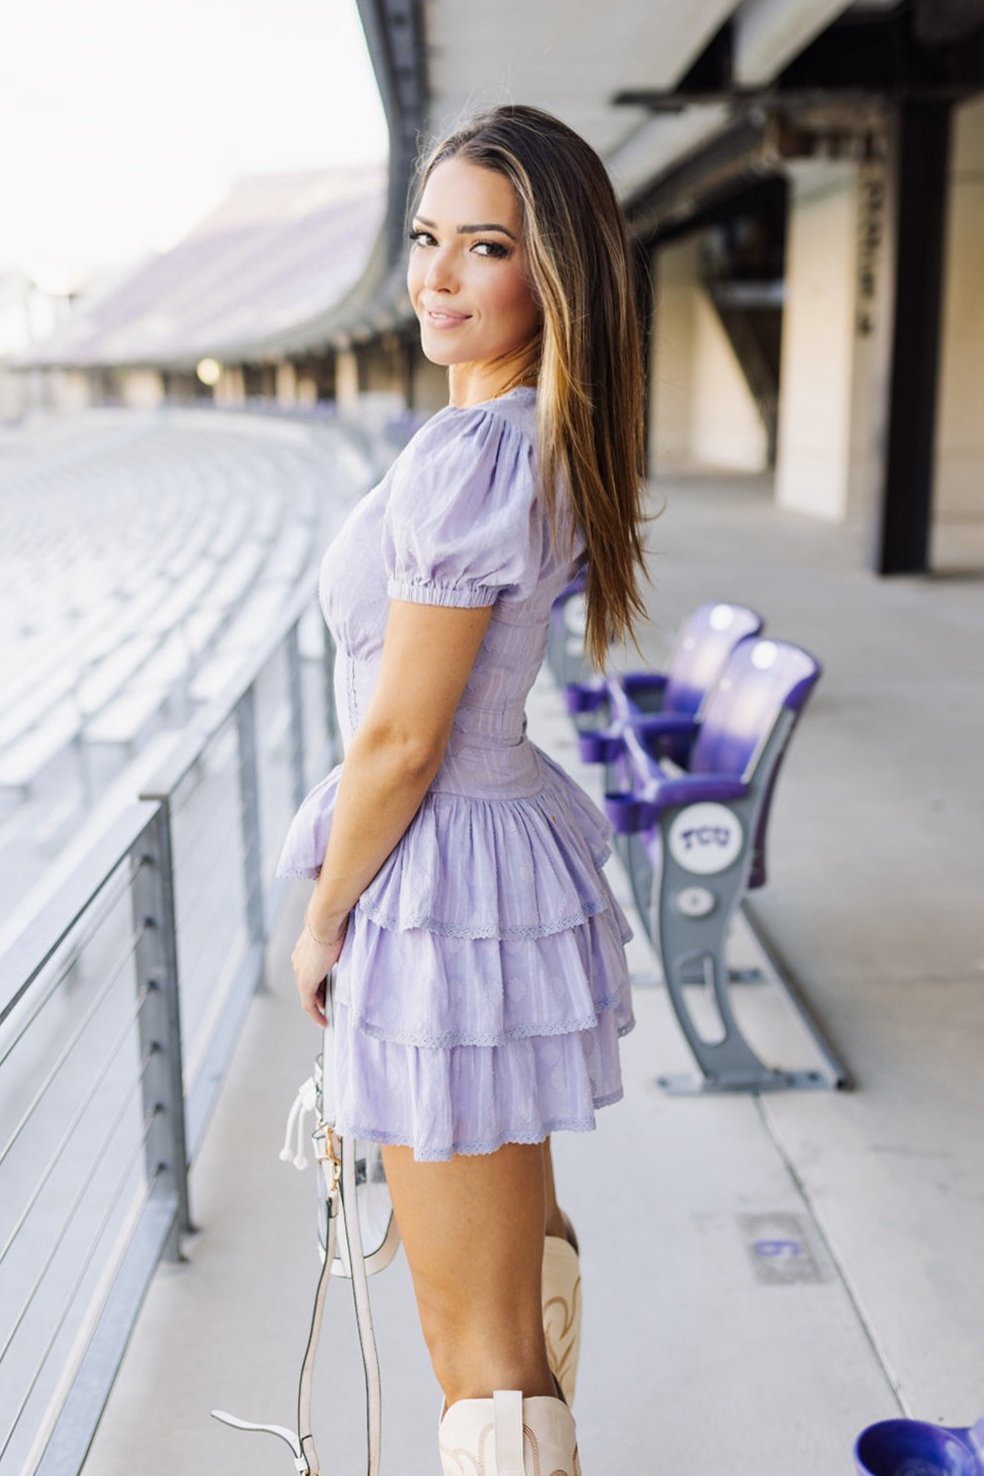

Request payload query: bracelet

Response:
[305,917,340,947]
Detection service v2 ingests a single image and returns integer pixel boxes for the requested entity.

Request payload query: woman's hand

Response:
[291,911,349,1027]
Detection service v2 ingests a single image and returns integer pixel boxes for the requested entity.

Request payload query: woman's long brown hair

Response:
[407,103,657,674]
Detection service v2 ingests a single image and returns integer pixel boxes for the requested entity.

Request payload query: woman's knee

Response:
[380,1141,547,1274]
[406,1214,547,1351]
[379,1141,550,1363]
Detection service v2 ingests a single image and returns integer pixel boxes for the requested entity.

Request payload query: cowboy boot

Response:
[438,1387,582,1475]
[542,1210,581,1408]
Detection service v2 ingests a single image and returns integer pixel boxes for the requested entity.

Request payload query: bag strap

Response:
[295,1135,341,1475]
[211,1094,383,1474]
[340,1127,382,1475]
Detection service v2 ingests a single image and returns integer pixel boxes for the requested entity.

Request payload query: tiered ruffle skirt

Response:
[275,745,635,1161]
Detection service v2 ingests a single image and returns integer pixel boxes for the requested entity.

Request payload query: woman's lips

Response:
[424,309,470,329]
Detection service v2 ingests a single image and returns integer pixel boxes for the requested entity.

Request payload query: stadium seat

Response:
[584,634,823,1092]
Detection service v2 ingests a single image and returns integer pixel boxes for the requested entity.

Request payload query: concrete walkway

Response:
[81,469,984,1474]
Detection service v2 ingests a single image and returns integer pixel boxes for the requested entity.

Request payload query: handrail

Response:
[0,430,368,1476]
[0,575,321,1023]
[0,801,159,1026]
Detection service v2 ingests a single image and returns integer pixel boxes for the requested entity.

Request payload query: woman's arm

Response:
[291,596,496,1025]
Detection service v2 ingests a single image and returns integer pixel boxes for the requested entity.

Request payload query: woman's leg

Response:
[379,1140,557,1408]
[540,1135,583,1409]
[543,1136,579,1250]
[541,1136,577,1247]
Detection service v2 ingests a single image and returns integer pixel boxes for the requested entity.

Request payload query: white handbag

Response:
[211,965,401,1474]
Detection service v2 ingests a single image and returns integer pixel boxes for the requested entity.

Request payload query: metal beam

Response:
[613,3,984,111]
[623,115,771,240]
[914,0,984,45]
[875,99,954,573]
[734,0,853,86]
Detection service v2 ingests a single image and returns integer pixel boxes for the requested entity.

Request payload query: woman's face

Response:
[407,157,541,381]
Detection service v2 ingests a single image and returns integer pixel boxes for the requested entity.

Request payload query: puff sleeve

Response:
[381,404,543,609]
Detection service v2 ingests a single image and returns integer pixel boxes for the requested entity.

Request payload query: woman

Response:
[276,103,653,1475]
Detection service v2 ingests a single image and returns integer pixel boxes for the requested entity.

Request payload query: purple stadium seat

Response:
[582,634,828,1092]
[563,598,762,767]
[855,1415,984,1475]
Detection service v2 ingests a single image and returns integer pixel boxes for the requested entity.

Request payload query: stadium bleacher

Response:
[0,407,368,913]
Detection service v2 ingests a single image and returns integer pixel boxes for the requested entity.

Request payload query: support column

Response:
[49,366,92,412]
[775,161,864,520]
[932,96,984,571]
[214,365,245,406]
[651,236,699,472]
[334,347,360,413]
[654,234,768,475]
[413,356,454,412]
[295,371,318,407]
[121,369,165,409]
[876,100,953,573]
[275,360,297,406]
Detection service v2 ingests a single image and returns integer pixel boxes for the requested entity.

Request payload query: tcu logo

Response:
[668,803,743,875]
[677,824,730,851]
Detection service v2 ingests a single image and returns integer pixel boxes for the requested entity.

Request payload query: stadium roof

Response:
[18,167,388,371]
[18,0,984,371]
[257,0,978,351]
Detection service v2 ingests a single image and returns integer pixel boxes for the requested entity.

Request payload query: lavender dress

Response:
[275,384,635,1161]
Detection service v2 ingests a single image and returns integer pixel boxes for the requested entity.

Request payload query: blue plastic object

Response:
[855,1415,984,1476]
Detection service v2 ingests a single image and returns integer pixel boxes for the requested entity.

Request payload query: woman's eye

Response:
[407,229,507,259]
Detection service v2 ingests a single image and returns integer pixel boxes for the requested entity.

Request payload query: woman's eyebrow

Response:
[413,214,517,241]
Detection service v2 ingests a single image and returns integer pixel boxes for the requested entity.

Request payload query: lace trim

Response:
[333,1098,625,1162]
[346,648,358,743]
[355,893,609,940]
[275,863,319,880]
[346,995,628,1049]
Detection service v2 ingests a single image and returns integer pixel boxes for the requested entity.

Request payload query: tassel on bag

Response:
[211,966,400,1475]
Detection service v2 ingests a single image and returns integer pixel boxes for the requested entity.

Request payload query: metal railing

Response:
[0,577,340,1476]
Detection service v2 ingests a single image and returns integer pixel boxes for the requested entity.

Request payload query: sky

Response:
[0,0,388,293]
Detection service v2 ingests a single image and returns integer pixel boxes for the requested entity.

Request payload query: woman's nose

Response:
[422,247,457,292]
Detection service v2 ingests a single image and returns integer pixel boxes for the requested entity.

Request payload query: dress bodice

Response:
[317,386,586,798]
